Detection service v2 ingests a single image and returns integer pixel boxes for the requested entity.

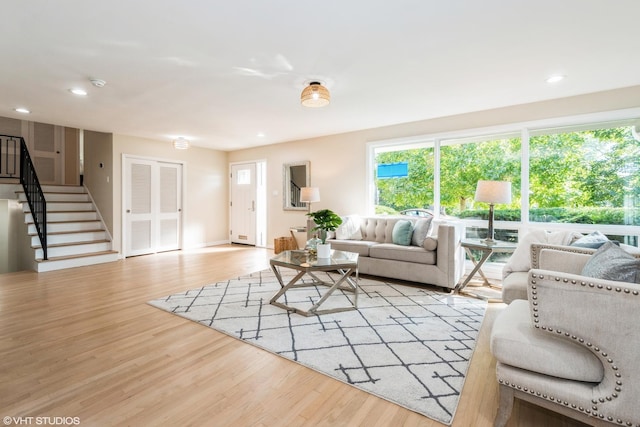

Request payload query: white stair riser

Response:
[18,193,90,203]
[22,202,94,212]
[35,252,120,273]
[26,211,99,222]
[20,185,119,272]
[32,231,107,246]
[36,241,112,259]
[29,221,104,234]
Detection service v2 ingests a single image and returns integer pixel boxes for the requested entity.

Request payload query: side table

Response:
[457,238,517,300]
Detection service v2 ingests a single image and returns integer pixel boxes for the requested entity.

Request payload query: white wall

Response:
[228,85,640,247]
[111,134,229,254]
[0,198,33,273]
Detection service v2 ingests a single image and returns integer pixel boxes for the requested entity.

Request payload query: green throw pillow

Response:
[392,220,413,246]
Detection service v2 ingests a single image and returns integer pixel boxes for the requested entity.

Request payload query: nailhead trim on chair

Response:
[529,244,594,269]
[498,273,640,427]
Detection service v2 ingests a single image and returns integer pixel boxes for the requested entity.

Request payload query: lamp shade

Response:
[301,82,330,107]
[475,180,512,204]
[300,187,320,203]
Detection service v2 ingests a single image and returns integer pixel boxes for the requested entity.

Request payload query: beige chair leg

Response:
[494,384,515,427]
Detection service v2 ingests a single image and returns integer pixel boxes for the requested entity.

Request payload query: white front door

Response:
[230,163,256,245]
[124,157,183,257]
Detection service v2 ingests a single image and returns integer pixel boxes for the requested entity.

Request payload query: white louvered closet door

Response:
[156,162,182,252]
[125,158,182,257]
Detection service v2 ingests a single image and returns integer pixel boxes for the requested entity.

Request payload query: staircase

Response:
[17,185,119,272]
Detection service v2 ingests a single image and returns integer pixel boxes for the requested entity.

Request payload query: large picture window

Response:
[369,114,640,247]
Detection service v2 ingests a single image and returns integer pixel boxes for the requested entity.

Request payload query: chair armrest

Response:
[528,268,640,421]
[530,243,596,273]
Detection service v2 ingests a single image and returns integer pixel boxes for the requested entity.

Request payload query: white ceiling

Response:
[3,1,640,151]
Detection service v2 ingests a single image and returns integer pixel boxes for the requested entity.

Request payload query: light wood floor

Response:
[0,245,588,426]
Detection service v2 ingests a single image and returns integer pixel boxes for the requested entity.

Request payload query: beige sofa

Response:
[327,216,465,290]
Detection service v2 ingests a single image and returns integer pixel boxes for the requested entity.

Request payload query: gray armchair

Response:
[491,243,640,427]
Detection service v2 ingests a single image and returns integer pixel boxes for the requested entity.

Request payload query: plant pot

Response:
[316,243,331,258]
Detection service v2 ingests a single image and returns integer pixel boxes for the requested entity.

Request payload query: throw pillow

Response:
[422,236,438,251]
[392,220,413,246]
[335,215,362,240]
[571,230,616,249]
[411,217,433,247]
[581,241,640,283]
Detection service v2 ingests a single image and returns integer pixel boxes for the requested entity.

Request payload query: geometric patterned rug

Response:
[148,269,487,425]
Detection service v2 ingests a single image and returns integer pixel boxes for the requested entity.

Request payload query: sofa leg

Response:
[494,384,514,427]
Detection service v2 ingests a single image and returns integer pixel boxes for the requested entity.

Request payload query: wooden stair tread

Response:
[28,229,105,236]
[35,250,118,263]
[32,239,111,249]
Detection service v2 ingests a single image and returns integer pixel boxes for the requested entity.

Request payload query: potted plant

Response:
[306,209,342,258]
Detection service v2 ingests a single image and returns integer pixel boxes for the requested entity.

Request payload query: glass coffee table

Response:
[270,249,359,316]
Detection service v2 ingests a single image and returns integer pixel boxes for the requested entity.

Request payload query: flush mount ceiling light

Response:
[545,74,565,84]
[14,107,30,114]
[173,137,190,150]
[301,81,330,107]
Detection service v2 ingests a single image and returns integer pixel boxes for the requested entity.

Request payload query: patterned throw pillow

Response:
[581,241,640,283]
[571,230,616,249]
[411,217,433,247]
[392,220,414,246]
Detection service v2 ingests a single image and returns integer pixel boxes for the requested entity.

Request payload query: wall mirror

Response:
[283,161,310,211]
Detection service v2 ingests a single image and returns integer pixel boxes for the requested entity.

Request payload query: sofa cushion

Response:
[581,241,640,283]
[329,239,376,257]
[411,217,433,247]
[490,300,603,383]
[392,220,413,246]
[369,243,436,265]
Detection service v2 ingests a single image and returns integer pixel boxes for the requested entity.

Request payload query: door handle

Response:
[126,209,131,213]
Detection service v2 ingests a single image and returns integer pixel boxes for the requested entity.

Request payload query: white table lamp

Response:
[474,180,511,243]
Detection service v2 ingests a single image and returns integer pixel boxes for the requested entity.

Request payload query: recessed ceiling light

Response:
[69,88,88,96]
[545,74,565,84]
[14,107,30,114]
[257,133,265,138]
